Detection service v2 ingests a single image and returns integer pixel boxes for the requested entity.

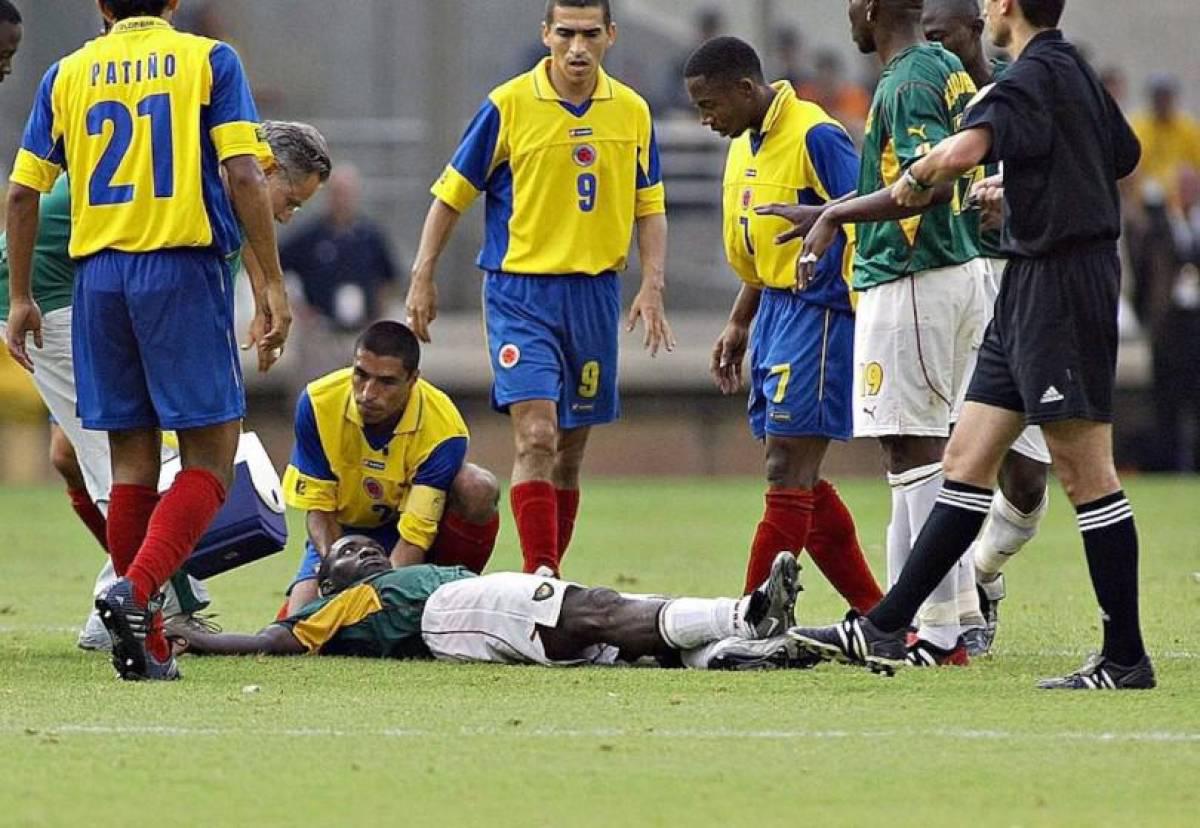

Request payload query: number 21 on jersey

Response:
[87,92,175,206]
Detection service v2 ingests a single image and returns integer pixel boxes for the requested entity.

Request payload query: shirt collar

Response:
[531,57,615,103]
[756,80,796,138]
[110,17,173,35]
[345,380,422,436]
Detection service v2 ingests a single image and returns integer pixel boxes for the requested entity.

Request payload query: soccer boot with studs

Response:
[96,578,181,681]
[789,610,907,676]
[1037,653,1156,690]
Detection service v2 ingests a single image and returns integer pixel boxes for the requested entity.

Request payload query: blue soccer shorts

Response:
[73,248,245,431]
[747,289,854,441]
[483,271,620,430]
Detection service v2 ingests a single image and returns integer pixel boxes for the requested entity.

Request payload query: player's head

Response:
[983,0,1064,49]
[542,0,616,86]
[1148,74,1179,121]
[684,37,769,139]
[0,1,22,84]
[97,0,177,24]
[848,0,925,55]
[352,321,421,427]
[922,0,985,67]
[263,121,332,225]
[317,536,391,597]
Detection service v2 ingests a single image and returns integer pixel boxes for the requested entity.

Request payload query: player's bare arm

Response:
[406,199,461,343]
[3,182,44,372]
[711,284,762,396]
[388,538,426,569]
[755,192,855,245]
[169,619,305,657]
[893,126,993,207]
[306,509,342,559]
[627,213,675,357]
[226,154,292,362]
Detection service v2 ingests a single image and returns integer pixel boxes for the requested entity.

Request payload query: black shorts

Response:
[965,242,1120,425]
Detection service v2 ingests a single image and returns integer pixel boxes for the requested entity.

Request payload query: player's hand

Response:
[246,283,292,373]
[710,322,749,395]
[5,298,43,373]
[892,174,936,209]
[243,306,277,373]
[755,202,826,245]
[796,214,838,292]
[971,175,1006,230]
[627,284,676,358]
[405,275,438,343]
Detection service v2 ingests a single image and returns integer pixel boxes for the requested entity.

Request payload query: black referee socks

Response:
[1077,492,1147,666]
[868,480,993,634]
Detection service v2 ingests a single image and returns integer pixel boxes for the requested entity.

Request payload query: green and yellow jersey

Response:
[722,82,860,311]
[0,175,74,321]
[282,370,470,551]
[854,43,981,290]
[277,565,474,657]
[431,58,665,276]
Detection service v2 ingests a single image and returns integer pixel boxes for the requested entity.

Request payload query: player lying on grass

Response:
[171,537,806,671]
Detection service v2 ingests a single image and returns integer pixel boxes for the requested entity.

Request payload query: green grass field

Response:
[1,477,1197,827]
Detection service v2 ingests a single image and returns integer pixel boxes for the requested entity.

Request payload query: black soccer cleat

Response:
[96,578,180,682]
[744,552,799,638]
[788,611,907,676]
[906,636,970,667]
[1037,653,1156,690]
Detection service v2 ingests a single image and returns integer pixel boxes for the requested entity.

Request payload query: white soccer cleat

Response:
[77,608,112,652]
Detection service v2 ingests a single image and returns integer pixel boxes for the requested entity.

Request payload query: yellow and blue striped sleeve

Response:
[282,390,339,512]
[431,99,503,214]
[804,123,861,294]
[205,43,272,168]
[398,436,468,550]
[10,63,66,193]
[635,118,666,218]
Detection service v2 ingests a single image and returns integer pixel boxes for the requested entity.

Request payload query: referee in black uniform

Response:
[789,0,1154,689]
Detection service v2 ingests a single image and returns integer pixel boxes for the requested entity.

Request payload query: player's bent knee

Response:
[450,463,500,522]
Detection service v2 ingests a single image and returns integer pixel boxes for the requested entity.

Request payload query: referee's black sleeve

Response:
[962,58,1053,165]
[1105,91,1141,180]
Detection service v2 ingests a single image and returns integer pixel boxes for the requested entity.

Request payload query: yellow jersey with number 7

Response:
[9,16,272,259]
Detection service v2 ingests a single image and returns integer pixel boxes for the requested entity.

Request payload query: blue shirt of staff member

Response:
[281,321,500,614]
[0,0,22,85]
[404,0,675,578]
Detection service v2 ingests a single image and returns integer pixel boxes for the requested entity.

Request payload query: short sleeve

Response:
[282,391,339,512]
[804,123,859,201]
[205,43,272,167]
[431,99,503,213]
[635,118,666,218]
[1105,92,1141,180]
[888,81,954,168]
[280,583,383,653]
[398,436,468,550]
[962,59,1053,164]
[10,63,66,193]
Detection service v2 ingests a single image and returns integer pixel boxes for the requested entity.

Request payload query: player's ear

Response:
[541,21,552,49]
[96,0,113,25]
[606,21,618,48]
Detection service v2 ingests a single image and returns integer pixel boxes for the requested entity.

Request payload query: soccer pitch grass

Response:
[1,477,1197,827]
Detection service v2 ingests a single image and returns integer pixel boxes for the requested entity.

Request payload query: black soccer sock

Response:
[1077,492,1146,666]
[867,480,993,633]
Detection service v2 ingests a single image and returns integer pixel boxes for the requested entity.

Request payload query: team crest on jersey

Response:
[569,127,594,138]
[533,582,555,602]
[741,188,753,209]
[362,477,384,501]
[498,343,521,369]
[573,144,598,167]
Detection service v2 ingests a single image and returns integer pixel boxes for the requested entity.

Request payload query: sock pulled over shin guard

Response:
[657,597,754,650]
[106,484,160,576]
[429,512,500,574]
[555,488,581,563]
[69,488,110,552]
[1077,492,1146,665]
[510,481,559,574]
[868,481,993,634]
[806,481,884,613]
[744,489,813,594]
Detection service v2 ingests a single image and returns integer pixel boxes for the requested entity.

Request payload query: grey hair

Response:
[263,120,332,183]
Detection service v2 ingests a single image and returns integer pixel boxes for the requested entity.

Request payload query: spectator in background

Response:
[773,27,811,87]
[1131,75,1200,214]
[797,50,872,141]
[663,8,725,113]
[281,164,400,333]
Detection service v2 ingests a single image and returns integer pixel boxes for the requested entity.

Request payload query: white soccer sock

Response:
[658,597,752,650]
[901,463,962,648]
[885,473,911,590]
[974,491,1048,581]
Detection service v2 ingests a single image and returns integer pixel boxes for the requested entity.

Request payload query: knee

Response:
[764,442,818,490]
[450,464,500,523]
[514,416,558,463]
[49,431,85,489]
[1052,456,1118,504]
[558,587,623,640]
[999,457,1049,512]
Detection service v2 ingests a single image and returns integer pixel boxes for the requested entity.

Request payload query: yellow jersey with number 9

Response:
[9,16,272,259]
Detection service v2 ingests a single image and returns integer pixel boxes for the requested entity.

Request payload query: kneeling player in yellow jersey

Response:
[685,37,884,611]
[281,322,501,615]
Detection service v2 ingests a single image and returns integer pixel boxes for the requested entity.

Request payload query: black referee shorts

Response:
[965,242,1121,425]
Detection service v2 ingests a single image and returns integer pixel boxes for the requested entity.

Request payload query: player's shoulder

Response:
[487,66,540,108]
[895,43,961,84]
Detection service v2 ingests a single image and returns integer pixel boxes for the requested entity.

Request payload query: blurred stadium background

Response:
[2,0,1199,480]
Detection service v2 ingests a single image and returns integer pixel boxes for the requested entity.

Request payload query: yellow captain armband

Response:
[211,121,275,166]
[10,149,61,193]
[635,183,667,218]
[397,485,448,551]
[430,166,480,214]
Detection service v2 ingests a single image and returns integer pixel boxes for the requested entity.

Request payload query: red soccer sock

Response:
[429,512,501,574]
[126,469,226,606]
[744,489,814,594]
[106,484,160,576]
[555,488,581,563]
[68,488,109,553]
[510,480,559,575]
[807,480,885,613]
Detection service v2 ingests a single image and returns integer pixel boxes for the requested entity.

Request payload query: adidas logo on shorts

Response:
[1040,385,1065,405]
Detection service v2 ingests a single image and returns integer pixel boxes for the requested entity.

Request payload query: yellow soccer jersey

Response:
[723,82,859,311]
[431,58,665,276]
[282,370,469,551]
[10,17,272,259]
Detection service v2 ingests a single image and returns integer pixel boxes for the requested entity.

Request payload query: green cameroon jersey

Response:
[853,43,982,290]
[0,175,75,321]
[277,565,475,658]
[974,58,1010,260]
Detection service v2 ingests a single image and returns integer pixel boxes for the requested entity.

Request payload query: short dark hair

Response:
[354,321,420,374]
[684,36,764,85]
[264,121,333,183]
[544,0,612,26]
[1017,0,1065,28]
[0,1,21,25]
[102,0,170,20]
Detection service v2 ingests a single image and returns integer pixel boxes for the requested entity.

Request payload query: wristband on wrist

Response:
[903,167,933,192]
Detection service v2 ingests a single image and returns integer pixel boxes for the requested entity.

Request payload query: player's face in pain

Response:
[352,349,418,426]
[686,76,758,139]
[0,20,22,83]
[267,168,322,225]
[320,537,391,596]
[848,0,877,55]
[542,6,615,87]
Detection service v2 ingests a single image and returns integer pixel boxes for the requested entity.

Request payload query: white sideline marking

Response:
[6,724,1198,744]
